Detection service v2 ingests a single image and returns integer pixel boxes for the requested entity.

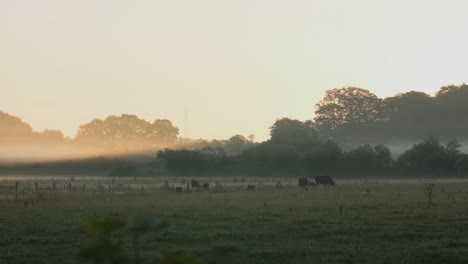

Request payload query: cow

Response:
[298,177,314,190]
[175,187,183,193]
[314,175,335,187]
[247,185,256,191]
[203,183,210,191]
[191,180,202,191]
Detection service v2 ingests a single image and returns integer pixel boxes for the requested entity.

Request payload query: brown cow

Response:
[314,176,335,187]
[298,177,313,190]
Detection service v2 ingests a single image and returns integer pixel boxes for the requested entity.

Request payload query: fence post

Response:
[15,181,19,200]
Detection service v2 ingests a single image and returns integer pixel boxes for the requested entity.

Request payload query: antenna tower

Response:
[184,105,188,138]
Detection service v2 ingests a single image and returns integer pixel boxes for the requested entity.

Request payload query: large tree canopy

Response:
[0,112,66,144]
[313,84,468,143]
[0,111,34,142]
[433,84,468,138]
[380,91,434,139]
[384,91,433,125]
[269,118,321,150]
[314,87,385,131]
[75,114,179,151]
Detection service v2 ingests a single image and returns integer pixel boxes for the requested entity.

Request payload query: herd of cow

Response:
[172,176,335,193]
[173,180,211,193]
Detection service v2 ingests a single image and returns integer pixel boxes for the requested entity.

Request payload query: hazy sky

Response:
[2,0,468,141]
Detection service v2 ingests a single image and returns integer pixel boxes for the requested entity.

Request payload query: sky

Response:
[1,0,468,141]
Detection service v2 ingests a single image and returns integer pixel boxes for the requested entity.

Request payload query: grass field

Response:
[1,176,468,264]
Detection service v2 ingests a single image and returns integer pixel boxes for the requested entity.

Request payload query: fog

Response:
[339,140,468,158]
[0,144,95,163]
[3,85,468,177]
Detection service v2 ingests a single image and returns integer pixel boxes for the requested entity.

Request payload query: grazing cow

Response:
[247,185,256,191]
[175,187,183,193]
[298,177,314,190]
[203,183,210,191]
[314,176,335,187]
[191,180,202,191]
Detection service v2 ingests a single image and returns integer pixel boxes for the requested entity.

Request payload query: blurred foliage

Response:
[79,217,201,264]
[160,251,203,264]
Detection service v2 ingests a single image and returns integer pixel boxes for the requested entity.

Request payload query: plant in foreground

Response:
[424,183,435,205]
[79,217,202,264]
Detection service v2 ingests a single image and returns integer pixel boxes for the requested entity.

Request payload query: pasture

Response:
[1,176,468,264]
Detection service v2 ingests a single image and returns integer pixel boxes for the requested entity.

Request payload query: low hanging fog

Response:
[2,85,468,178]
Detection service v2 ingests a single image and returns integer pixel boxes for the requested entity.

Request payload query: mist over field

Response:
[4,87,468,264]
[4,84,468,178]
[0,144,102,163]
[3,1,468,263]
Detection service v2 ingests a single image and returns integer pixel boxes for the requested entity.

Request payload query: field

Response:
[1,176,468,264]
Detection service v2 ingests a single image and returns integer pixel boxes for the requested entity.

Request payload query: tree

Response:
[224,135,254,155]
[383,91,434,138]
[314,87,386,131]
[338,144,377,174]
[269,118,321,150]
[148,119,179,145]
[455,155,468,177]
[337,144,393,175]
[37,129,66,144]
[0,111,70,145]
[303,140,341,171]
[433,84,468,139]
[374,144,393,169]
[200,146,225,157]
[445,139,461,156]
[157,149,206,173]
[435,83,468,97]
[75,114,179,151]
[240,142,300,168]
[397,136,458,176]
[0,111,35,143]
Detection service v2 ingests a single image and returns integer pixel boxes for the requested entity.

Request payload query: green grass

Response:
[1,177,468,263]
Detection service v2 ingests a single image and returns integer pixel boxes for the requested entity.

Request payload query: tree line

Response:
[314,84,468,144]
[156,118,468,177]
[3,83,468,156]
[0,112,179,152]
